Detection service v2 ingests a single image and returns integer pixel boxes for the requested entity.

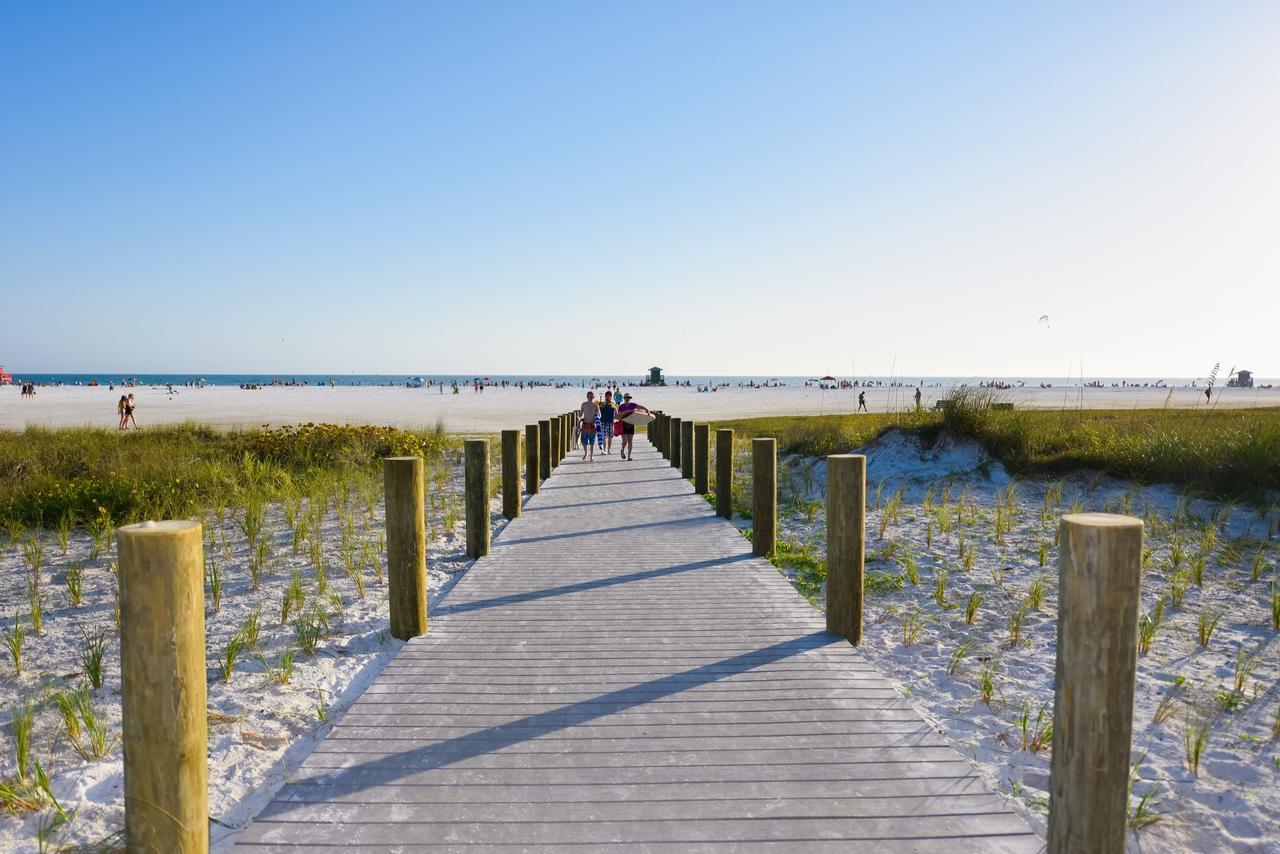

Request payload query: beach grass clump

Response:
[0,423,453,529]
[78,626,109,689]
[3,619,25,676]
[770,541,826,602]
[964,591,982,624]
[715,403,1280,499]
[1196,608,1222,647]
[1184,713,1211,776]
[1017,700,1053,752]
[1138,599,1164,656]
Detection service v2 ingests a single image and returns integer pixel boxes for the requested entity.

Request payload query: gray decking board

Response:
[234,437,1038,851]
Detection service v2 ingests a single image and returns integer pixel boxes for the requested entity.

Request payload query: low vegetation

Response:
[713,394,1280,499]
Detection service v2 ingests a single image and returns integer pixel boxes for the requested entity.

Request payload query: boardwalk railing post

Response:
[525,424,540,494]
[563,413,571,459]
[826,454,866,644]
[1048,513,1144,853]
[681,421,694,479]
[465,439,491,559]
[549,418,562,469]
[670,417,682,468]
[501,429,520,519]
[752,438,777,558]
[538,419,552,480]
[384,456,428,640]
[117,519,207,853]
[660,413,669,459]
[716,428,734,518]
[695,424,710,494]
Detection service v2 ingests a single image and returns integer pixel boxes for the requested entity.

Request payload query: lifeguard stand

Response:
[647,367,665,386]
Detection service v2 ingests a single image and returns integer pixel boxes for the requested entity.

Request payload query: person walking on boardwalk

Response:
[599,393,617,454]
[579,390,600,461]
[615,393,651,461]
[857,391,867,412]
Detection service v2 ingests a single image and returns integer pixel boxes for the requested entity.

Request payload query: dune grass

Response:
[0,422,456,529]
[712,397,1280,499]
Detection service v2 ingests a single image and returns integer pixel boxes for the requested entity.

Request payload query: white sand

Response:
[760,431,1280,852]
[3,383,1279,433]
[0,456,499,852]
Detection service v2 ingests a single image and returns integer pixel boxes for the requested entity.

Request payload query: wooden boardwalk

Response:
[236,436,1039,852]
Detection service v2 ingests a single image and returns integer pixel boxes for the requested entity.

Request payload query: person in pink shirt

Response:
[614,393,651,461]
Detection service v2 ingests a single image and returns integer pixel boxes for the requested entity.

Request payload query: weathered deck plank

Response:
[234,436,1038,851]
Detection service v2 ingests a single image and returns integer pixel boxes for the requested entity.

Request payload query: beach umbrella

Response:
[820,375,836,381]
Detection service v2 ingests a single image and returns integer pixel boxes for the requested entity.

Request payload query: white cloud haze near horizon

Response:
[2,3,1277,380]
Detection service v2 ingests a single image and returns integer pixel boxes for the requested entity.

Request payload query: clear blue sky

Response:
[3,2,1277,378]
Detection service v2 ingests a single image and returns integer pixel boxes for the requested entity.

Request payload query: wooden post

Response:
[752,438,777,558]
[549,418,561,469]
[384,456,427,640]
[681,420,694,479]
[1048,513,1144,854]
[465,439,490,559]
[538,419,552,480]
[524,424,540,494]
[655,414,666,458]
[565,412,574,457]
[501,429,520,519]
[695,424,710,494]
[716,428,734,518]
[117,520,207,853]
[670,417,682,468]
[826,454,866,644]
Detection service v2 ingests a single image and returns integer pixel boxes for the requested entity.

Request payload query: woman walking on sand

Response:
[117,395,128,429]
[579,391,599,461]
[124,393,138,429]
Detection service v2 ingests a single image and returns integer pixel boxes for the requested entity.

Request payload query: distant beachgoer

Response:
[615,393,650,461]
[858,391,867,412]
[125,394,138,429]
[580,391,599,460]
[613,388,623,406]
[915,387,922,409]
[599,394,617,454]
[117,395,128,429]
[1204,388,1211,404]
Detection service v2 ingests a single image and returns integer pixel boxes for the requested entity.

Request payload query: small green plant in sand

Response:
[1184,713,1211,776]
[1017,700,1053,752]
[901,610,925,646]
[1007,604,1029,647]
[964,592,982,624]
[947,640,972,676]
[1196,608,1222,647]
[1138,599,1164,656]
[977,659,997,707]
[62,560,85,606]
[4,618,25,676]
[68,686,117,760]
[78,626,109,689]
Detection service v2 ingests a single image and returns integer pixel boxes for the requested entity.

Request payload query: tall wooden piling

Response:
[681,421,694,479]
[384,456,427,640]
[695,424,710,494]
[549,419,561,469]
[716,428,734,518]
[1048,513,1144,854]
[826,454,866,644]
[670,417,682,468]
[538,420,552,480]
[525,424,540,494]
[501,430,520,519]
[465,439,491,559]
[751,438,777,558]
[118,519,208,853]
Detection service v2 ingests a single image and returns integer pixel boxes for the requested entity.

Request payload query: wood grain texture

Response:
[825,455,866,645]
[384,457,427,641]
[524,424,540,495]
[695,423,710,494]
[752,438,777,558]
[464,440,491,559]
[118,519,208,853]
[1048,512,1143,854]
[716,428,734,518]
